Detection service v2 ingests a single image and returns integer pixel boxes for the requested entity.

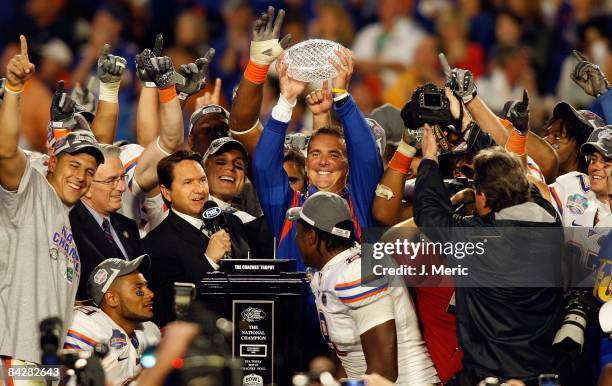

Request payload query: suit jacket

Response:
[141,209,250,326]
[70,200,141,300]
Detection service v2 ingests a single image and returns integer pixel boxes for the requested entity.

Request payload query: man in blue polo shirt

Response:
[251,48,383,270]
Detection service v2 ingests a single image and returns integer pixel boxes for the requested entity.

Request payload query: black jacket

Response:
[141,209,250,326]
[414,158,565,380]
[70,200,141,300]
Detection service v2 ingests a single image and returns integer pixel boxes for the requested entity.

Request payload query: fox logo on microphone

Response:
[203,206,222,219]
[243,373,263,386]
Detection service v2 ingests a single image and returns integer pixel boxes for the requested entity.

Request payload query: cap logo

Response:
[598,130,612,141]
[331,227,351,238]
[71,134,95,143]
[202,206,222,219]
[93,269,108,285]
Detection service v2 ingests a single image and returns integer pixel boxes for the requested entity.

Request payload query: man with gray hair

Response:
[70,144,141,301]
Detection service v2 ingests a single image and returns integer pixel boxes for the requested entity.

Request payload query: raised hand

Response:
[135,34,164,87]
[71,76,98,114]
[136,42,183,89]
[571,50,611,97]
[329,47,354,91]
[177,48,216,100]
[251,6,292,65]
[439,53,477,104]
[195,78,222,109]
[276,56,307,103]
[421,123,439,160]
[6,35,35,91]
[97,43,127,84]
[502,89,530,134]
[402,125,423,150]
[306,80,332,115]
[50,81,76,127]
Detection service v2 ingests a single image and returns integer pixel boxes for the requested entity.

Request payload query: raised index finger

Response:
[522,89,529,106]
[438,53,452,81]
[20,35,29,59]
[572,50,589,62]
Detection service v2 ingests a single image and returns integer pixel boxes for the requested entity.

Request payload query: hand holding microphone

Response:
[205,230,232,263]
[202,201,232,263]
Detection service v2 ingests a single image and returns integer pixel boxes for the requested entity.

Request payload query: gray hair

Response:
[99,144,121,159]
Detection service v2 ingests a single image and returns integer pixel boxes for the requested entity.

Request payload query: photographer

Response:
[372,82,493,226]
[63,256,160,386]
[414,125,566,384]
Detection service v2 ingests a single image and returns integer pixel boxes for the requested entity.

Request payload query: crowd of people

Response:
[0,0,612,385]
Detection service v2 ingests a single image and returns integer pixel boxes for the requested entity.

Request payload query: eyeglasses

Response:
[93,174,128,187]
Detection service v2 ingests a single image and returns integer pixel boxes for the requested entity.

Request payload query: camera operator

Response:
[414,125,566,384]
[372,82,493,226]
[63,256,160,386]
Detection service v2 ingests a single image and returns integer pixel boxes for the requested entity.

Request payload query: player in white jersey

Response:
[64,256,160,386]
[288,192,439,385]
[546,127,612,287]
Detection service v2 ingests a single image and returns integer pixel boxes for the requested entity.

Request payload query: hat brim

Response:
[286,207,302,221]
[553,102,595,131]
[119,254,151,276]
[62,144,105,165]
[580,142,612,158]
[203,140,248,164]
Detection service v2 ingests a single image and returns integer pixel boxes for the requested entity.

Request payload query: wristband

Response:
[244,61,269,84]
[388,151,413,175]
[230,119,261,137]
[331,88,347,94]
[4,83,23,95]
[396,140,417,158]
[158,86,177,103]
[505,129,527,156]
[99,81,120,103]
[156,137,172,156]
[271,94,296,123]
[333,92,349,102]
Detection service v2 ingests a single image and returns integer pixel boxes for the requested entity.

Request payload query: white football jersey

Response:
[548,171,611,228]
[549,171,612,291]
[64,306,161,386]
[310,245,439,385]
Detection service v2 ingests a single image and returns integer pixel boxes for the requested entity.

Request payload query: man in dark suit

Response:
[141,150,250,326]
[70,144,141,300]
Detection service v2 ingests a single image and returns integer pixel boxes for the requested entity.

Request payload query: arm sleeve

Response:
[593,88,612,124]
[333,259,390,311]
[548,179,566,218]
[335,96,383,227]
[413,159,457,228]
[349,295,395,335]
[63,310,103,352]
[252,116,295,238]
[0,157,34,226]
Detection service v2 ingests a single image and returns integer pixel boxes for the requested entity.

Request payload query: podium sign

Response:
[233,300,274,385]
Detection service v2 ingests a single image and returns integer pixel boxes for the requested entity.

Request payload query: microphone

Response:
[202,200,228,233]
[202,200,231,259]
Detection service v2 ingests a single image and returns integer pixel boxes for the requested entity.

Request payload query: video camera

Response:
[169,283,243,386]
[39,317,107,386]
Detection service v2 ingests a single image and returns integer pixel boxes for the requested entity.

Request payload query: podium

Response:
[200,259,308,386]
